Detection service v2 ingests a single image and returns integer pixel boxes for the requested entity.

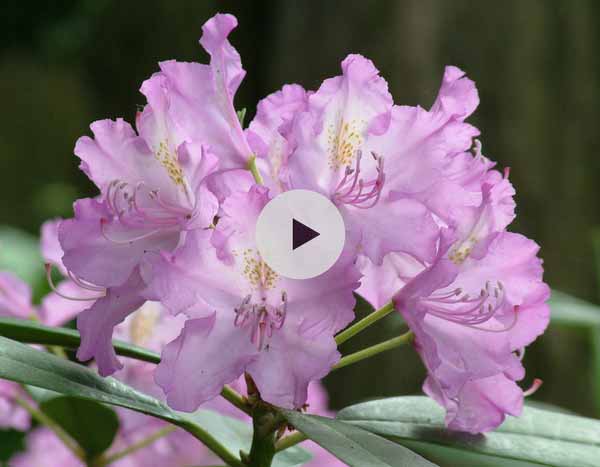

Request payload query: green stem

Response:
[94,426,177,466]
[14,396,85,460]
[274,430,306,452]
[221,384,250,415]
[247,404,281,467]
[247,155,264,185]
[179,419,245,467]
[333,331,414,371]
[335,301,395,345]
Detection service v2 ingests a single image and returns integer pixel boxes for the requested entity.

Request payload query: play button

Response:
[292,219,320,250]
[256,190,346,280]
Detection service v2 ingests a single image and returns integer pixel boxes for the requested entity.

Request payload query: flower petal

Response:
[155,313,257,411]
[247,321,340,409]
[76,269,147,376]
[0,271,33,319]
[60,198,179,287]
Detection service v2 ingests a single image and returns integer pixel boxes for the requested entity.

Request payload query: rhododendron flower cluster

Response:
[50,12,549,435]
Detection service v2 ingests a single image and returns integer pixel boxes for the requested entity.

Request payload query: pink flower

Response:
[0,380,30,431]
[392,170,549,433]
[56,23,227,373]
[284,54,441,265]
[145,185,360,410]
[60,122,218,289]
[9,428,85,467]
[0,272,34,320]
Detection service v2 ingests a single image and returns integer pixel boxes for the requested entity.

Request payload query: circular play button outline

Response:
[255,189,346,280]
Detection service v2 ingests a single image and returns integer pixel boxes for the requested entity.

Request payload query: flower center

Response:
[155,140,185,187]
[333,150,385,209]
[130,302,160,346]
[242,249,279,290]
[327,118,364,170]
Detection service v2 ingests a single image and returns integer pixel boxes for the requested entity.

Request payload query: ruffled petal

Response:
[157,14,252,171]
[247,321,340,409]
[155,313,257,411]
[60,198,179,287]
[247,84,309,192]
[344,197,439,265]
[431,66,479,121]
[357,253,423,309]
[40,218,68,275]
[39,280,99,326]
[424,372,523,434]
[76,269,147,376]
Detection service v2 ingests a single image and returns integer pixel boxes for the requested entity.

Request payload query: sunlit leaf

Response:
[549,290,600,328]
[0,226,43,289]
[0,335,309,467]
[337,396,600,467]
[282,409,437,467]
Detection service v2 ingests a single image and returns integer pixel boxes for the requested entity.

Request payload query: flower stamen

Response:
[45,264,105,301]
[233,292,288,350]
[334,151,385,209]
[423,281,518,333]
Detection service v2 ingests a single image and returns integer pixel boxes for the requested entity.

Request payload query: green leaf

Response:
[192,411,312,467]
[549,290,600,328]
[281,409,437,467]
[40,396,119,458]
[591,228,600,301]
[0,226,44,290]
[0,317,160,364]
[591,327,600,414]
[0,335,174,421]
[337,396,600,467]
[0,335,300,467]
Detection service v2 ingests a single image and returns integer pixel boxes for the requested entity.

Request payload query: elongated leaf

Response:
[0,317,160,364]
[591,327,600,414]
[549,290,600,327]
[0,335,241,463]
[282,409,437,467]
[40,396,119,458]
[337,396,600,467]
[0,336,309,467]
[0,335,175,419]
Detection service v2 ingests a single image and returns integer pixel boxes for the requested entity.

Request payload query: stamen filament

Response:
[100,219,165,245]
[523,378,543,397]
[45,264,105,301]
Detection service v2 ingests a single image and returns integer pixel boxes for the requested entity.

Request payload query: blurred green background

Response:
[2,0,600,424]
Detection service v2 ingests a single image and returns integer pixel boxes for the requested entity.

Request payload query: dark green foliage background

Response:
[1,0,599,455]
